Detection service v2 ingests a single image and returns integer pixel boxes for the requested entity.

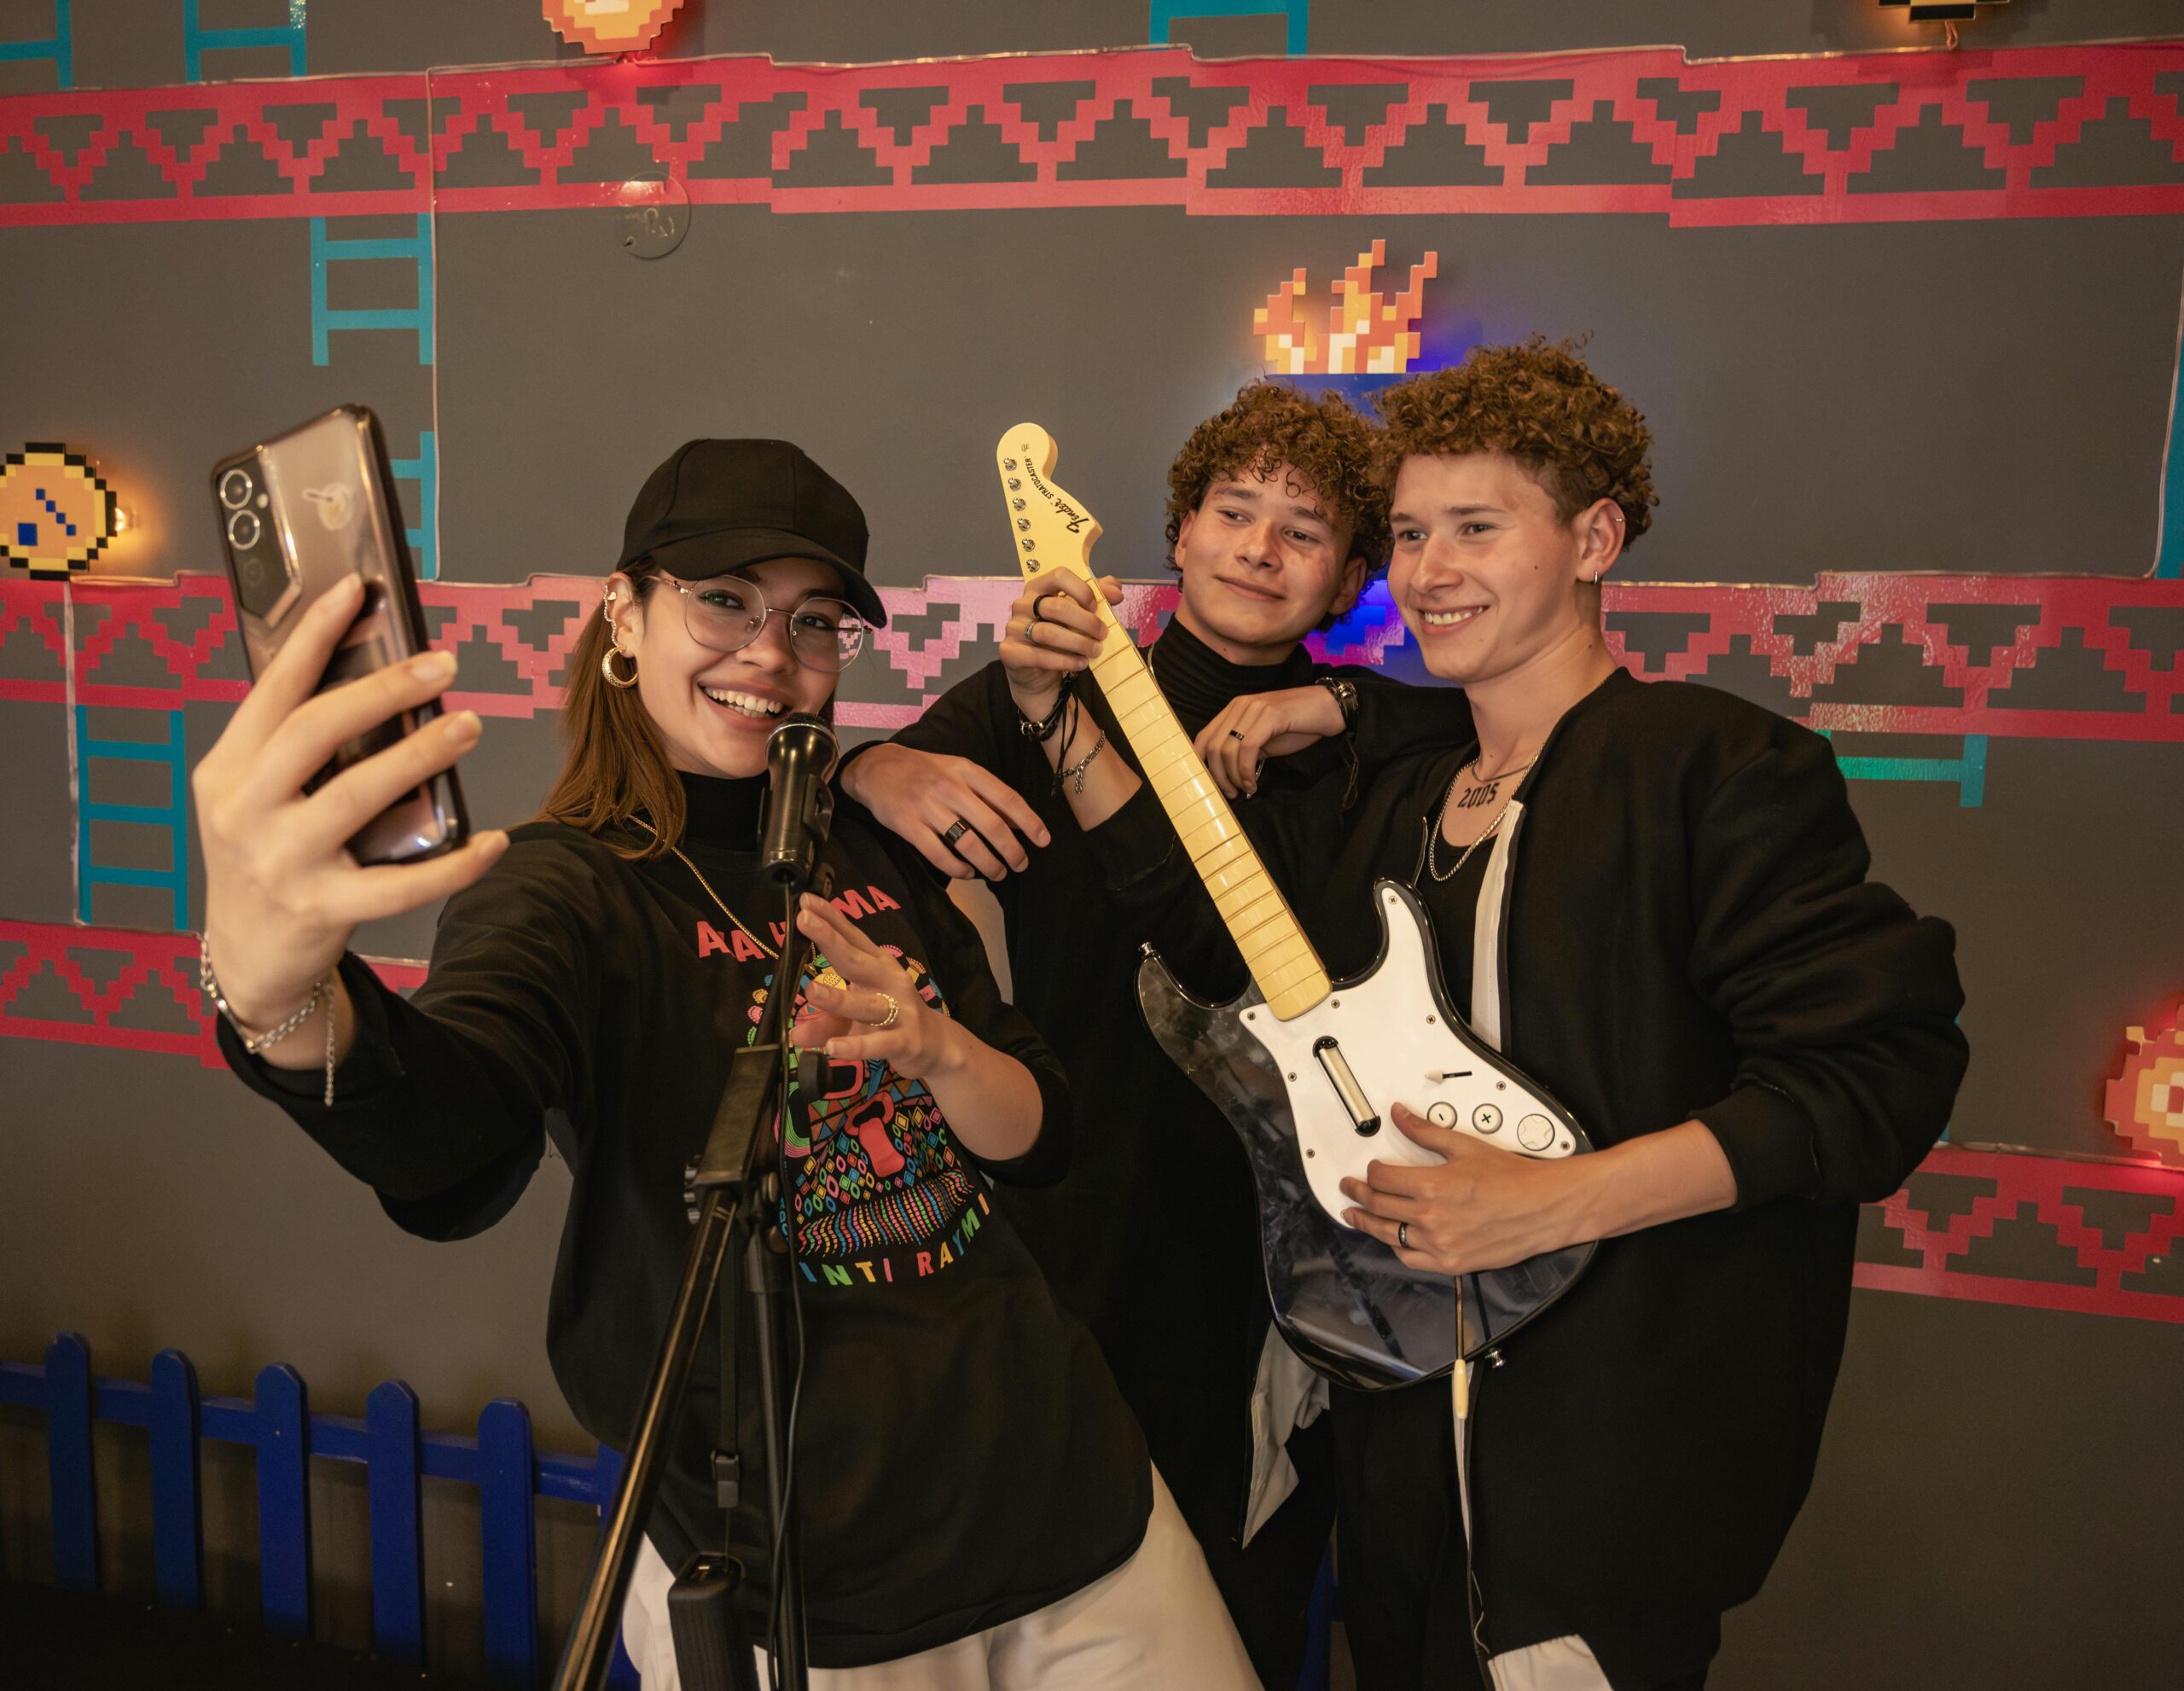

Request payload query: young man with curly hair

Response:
[1037,341,1968,1688]
[841,382,1469,1688]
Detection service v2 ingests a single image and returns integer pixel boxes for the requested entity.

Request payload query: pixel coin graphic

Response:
[0,445,118,578]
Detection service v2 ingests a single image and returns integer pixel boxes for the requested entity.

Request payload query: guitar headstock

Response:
[996,424,1103,588]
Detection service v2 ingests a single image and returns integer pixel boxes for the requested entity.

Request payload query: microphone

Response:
[759,712,838,891]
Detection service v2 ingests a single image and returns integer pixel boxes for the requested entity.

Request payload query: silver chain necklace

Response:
[1426,752,1536,882]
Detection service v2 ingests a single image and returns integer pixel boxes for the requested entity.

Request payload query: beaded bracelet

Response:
[199,934,338,1106]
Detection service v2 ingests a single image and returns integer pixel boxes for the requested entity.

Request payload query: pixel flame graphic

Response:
[543,0,684,52]
[1257,241,1438,376]
[2105,994,2184,1169]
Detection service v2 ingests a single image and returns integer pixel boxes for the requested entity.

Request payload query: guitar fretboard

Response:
[1086,622,1332,1020]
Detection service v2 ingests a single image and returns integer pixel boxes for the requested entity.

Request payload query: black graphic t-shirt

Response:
[220,772,1150,1668]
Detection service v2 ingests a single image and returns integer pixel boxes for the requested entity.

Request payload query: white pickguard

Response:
[1237,883,1580,1223]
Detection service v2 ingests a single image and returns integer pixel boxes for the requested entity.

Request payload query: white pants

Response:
[621,1467,1259,1691]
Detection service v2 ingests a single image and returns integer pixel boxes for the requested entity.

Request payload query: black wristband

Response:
[1018,674,1075,743]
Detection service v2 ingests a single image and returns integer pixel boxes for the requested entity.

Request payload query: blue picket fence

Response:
[5,1332,1347,1689]
[0,1333,636,1688]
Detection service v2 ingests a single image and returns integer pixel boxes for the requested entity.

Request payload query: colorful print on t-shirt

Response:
[745,949,984,1276]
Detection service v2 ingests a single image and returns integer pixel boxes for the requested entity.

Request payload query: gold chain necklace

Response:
[630,817,778,959]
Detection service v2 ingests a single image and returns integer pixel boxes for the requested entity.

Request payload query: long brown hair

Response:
[536,558,685,859]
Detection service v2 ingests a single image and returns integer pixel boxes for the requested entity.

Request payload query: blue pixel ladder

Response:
[1149,0,1310,55]
[0,1334,637,1688]
[391,429,439,580]
[183,0,307,82]
[0,0,73,88]
[1821,729,1988,808]
[74,705,190,929]
[311,215,434,366]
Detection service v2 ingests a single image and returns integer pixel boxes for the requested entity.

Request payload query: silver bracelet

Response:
[1058,729,1108,796]
[199,934,339,1106]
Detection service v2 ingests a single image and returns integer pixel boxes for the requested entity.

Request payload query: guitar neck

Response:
[1081,607,1332,1020]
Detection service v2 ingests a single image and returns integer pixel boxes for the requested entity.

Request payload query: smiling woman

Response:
[541,439,886,855]
[189,438,1258,1688]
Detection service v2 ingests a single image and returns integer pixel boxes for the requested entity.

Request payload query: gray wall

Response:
[5,2,2184,1686]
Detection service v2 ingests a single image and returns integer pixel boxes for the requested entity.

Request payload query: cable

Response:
[762,882,811,1691]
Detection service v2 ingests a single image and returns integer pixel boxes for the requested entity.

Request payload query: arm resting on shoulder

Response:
[1341,667,1475,779]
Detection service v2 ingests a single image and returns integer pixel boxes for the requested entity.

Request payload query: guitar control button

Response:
[1471,1103,1502,1133]
[1427,1103,1457,1128]
[1517,1114,1554,1151]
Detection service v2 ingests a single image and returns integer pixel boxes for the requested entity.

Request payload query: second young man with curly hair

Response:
[840,382,1469,1687]
[1041,341,1968,1688]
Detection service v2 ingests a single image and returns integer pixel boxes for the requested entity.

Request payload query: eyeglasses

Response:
[653,574,868,672]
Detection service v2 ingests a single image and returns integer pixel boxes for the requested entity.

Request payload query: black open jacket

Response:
[1087,669,1968,1684]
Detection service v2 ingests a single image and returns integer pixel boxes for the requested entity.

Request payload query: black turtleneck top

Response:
[877,615,1472,1543]
[218,771,1150,1667]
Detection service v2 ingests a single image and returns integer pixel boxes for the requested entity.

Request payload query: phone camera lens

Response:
[219,468,254,510]
[227,509,261,550]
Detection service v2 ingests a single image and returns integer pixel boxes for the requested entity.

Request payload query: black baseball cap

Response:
[619,439,887,628]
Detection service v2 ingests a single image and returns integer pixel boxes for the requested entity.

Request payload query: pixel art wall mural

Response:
[4,33,2183,1334]
[3,8,2183,1686]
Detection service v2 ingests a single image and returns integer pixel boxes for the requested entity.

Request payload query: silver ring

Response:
[874,993,900,1031]
[1397,1222,1409,1250]
[941,819,971,848]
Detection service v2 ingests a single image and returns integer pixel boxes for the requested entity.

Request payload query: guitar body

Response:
[1136,880,1595,1387]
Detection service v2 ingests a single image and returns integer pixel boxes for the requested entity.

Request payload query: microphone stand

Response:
[555,805,831,1691]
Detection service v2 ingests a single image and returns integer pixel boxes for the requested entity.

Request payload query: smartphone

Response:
[212,405,468,864]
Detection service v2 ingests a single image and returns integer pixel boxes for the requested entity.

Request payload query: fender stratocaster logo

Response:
[1022,452,1090,534]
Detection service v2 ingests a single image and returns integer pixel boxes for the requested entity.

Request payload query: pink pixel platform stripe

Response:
[0,42,2181,227]
[7,571,2180,741]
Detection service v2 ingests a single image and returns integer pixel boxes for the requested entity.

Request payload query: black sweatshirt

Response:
[1088,669,1968,1686]
[876,619,1472,1543]
[220,773,1149,1669]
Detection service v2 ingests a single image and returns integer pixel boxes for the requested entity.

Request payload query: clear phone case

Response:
[211,405,468,864]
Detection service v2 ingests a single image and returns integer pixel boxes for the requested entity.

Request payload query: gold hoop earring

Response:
[601,645,639,689]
